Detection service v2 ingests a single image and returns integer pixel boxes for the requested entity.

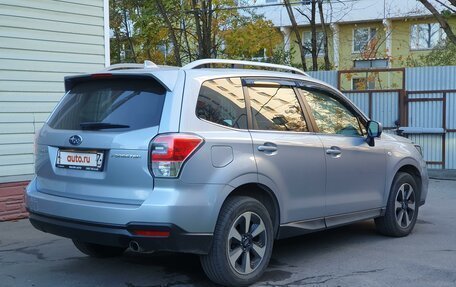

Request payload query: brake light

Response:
[150,133,203,177]
[91,73,112,78]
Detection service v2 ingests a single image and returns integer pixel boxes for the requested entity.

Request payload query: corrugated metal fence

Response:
[307,70,338,87]
[405,66,456,170]
[308,66,456,170]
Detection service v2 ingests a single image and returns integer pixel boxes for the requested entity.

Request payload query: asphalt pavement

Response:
[1,179,455,287]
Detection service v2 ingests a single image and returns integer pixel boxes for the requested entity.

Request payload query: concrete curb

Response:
[428,169,456,181]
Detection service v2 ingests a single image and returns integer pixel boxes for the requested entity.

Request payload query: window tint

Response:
[48,78,166,131]
[196,78,248,129]
[301,89,364,136]
[248,85,308,132]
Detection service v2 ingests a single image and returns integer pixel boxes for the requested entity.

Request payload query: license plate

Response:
[56,150,104,171]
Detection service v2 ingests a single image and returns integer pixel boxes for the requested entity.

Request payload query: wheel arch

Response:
[396,164,422,197]
[222,182,281,239]
[386,160,423,206]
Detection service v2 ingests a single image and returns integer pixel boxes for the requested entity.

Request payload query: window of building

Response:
[251,48,267,61]
[410,23,446,50]
[301,88,364,136]
[351,77,375,91]
[353,59,389,69]
[303,31,325,56]
[238,0,277,5]
[353,27,377,53]
[248,85,308,132]
[196,78,248,129]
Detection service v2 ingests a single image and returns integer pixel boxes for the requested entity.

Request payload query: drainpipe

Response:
[330,23,340,69]
[383,18,393,88]
[280,27,292,64]
[383,18,393,67]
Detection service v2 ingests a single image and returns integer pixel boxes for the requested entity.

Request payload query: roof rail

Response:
[103,60,158,71]
[182,59,309,77]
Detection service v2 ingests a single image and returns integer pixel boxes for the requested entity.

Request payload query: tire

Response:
[72,240,126,258]
[200,196,274,287]
[375,172,420,237]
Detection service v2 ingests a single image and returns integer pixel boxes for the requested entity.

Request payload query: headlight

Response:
[414,144,423,156]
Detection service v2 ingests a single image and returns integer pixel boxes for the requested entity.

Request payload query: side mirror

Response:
[366,121,382,146]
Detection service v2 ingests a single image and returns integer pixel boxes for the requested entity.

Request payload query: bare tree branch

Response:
[310,0,318,70]
[318,0,331,70]
[418,0,456,45]
[156,0,182,66]
[122,7,136,62]
[434,0,456,13]
[283,0,308,70]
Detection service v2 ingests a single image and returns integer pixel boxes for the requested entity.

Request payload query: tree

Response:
[283,0,308,71]
[421,40,456,65]
[110,0,282,65]
[155,0,182,66]
[317,0,331,70]
[283,0,332,71]
[222,18,282,59]
[417,0,456,45]
[110,0,138,63]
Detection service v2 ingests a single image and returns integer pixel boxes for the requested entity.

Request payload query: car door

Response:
[298,84,386,223]
[244,78,326,225]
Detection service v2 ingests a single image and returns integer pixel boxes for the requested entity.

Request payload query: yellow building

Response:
[245,0,456,90]
[283,17,456,71]
[249,0,455,71]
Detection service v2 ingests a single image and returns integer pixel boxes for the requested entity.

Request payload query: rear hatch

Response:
[35,75,167,205]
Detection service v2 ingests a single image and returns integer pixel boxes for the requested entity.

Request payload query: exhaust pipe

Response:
[129,241,142,252]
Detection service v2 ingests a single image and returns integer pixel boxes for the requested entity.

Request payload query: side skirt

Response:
[277,208,385,240]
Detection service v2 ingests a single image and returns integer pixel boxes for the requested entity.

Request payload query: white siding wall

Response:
[0,0,108,183]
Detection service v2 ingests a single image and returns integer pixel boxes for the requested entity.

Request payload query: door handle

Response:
[326,147,341,156]
[258,145,277,152]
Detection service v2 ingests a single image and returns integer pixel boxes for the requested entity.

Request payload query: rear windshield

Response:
[48,78,166,131]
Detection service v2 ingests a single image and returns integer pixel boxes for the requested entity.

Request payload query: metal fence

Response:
[308,66,456,170]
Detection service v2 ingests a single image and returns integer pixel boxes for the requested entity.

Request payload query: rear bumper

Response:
[29,211,212,254]
[26,178,230,233]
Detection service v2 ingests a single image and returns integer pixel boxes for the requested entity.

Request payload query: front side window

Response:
[410,23,445,50]
[301,88,364,136]
[353,27,377,53]
[248,85,308,132]
[196,77,248,129]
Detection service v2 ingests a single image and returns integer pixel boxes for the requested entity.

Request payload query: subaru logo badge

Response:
[69,135,83,146]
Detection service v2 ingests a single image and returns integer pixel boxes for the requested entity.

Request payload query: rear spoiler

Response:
[64,73,172,93]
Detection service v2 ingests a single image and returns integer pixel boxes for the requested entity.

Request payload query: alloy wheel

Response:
[395,183,416,228]
[227,211,267,275]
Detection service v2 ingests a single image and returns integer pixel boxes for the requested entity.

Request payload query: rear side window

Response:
[48,78,166,131]
[196,77,248,129]
[248,85,308,132]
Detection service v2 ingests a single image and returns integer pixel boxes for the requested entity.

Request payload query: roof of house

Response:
[248,0,448,27]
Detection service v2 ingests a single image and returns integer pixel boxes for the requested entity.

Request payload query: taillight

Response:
[150,133,203,178]
[131,230,170,237]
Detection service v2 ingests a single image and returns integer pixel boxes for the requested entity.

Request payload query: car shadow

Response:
[56,220,387,287]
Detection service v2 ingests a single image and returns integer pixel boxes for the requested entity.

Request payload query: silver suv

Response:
[26,59,428,286]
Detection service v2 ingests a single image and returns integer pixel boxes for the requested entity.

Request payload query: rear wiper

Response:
[80,122,130,130]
